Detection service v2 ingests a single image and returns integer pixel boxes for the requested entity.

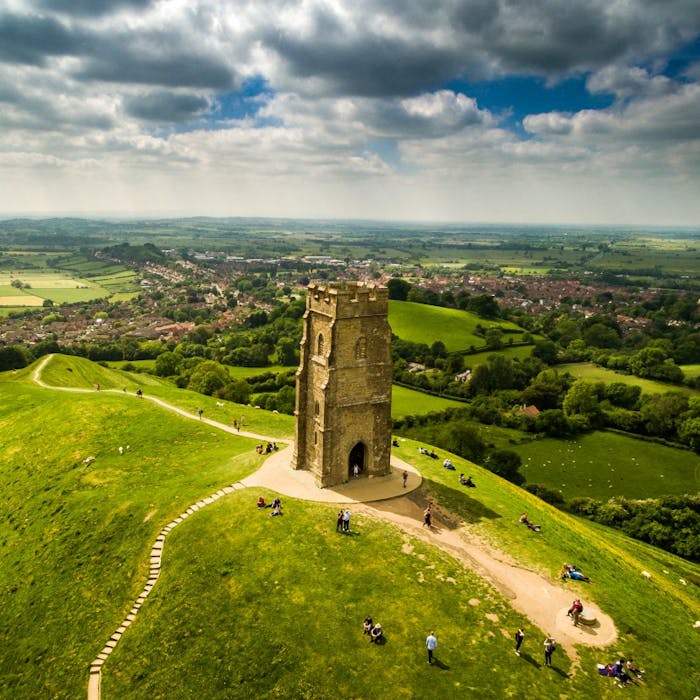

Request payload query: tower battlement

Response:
[306,282,388,318]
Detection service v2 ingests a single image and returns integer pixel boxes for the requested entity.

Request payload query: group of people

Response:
[257,496,282,516]
[459,473,475,487]
[362,616,383,643]
[336,509,352,532]
[255,442,278,455]
[559,563,591,583]
[597,658,644,686]
[443,458,455,470]
[418,447,439,459]
[515,629,556,667]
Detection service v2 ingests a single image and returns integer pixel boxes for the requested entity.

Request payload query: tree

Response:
[640,392,689,437]
[486,449,525,485]
[430,340,447,358]
[563,379,603,428]
[445,353,464,374]
[0,345,30,371]
[155,351,182,377]
[583,322,620,349]
[534,409,570,437]
[522,370,569,410]
[439,422,486,462]
[531,340,558,365]
[276,337,299,366]
[484,327,504,349]
[187,361,230,395]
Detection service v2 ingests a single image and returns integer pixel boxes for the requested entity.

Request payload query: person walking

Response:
[402,470,408,488]
[197,407,203,420]
[343,509,351,533]
[423,504,432,528]
[543,636,556,667]
[336,509,344,532]
[426,631,437,665]
[515,628,524,656]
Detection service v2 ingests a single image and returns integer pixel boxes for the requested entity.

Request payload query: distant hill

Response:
[389,300,528,352]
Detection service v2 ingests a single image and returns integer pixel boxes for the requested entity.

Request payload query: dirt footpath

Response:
[358,492,617,663]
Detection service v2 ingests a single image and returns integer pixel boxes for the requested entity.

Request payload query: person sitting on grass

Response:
[626,659,644,679]
[560,564,590,582]
[612,660,633,686]
[519,513,541,532]
[257,496,267,508]
[370,623,383,643]
[567,570,591,583]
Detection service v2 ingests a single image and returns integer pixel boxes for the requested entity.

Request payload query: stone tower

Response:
[292,282,392,488]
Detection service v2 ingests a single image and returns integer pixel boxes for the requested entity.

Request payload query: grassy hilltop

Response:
[0,356,699,699]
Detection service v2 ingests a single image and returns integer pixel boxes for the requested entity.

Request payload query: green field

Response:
[518,431,700,500]
[559,362,699,397]
[389,300,527,351]
[1,356,699,698]
[682,364,700,379]
[465,344,534,367]
[391,384,466,417]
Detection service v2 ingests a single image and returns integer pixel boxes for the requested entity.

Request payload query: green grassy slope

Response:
[1,357,699,698]
[559,362,699,397]
[0,363,266,698]
[389,300,526,352]
[391,384,466,417]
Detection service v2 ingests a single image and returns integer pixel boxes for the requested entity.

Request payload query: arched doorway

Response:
[348,442,366,478]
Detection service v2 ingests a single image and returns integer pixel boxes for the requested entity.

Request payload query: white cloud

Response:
[0,0,698,223]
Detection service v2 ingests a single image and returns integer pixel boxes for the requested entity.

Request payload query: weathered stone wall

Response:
[292,282,392,488]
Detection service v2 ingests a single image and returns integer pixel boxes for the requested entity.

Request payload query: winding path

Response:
[30,355,617,699]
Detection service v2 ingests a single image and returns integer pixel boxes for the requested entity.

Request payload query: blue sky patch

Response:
[210,75,275,123]
[446,75,614,133]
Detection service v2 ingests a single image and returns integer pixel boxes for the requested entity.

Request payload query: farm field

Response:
[389,300,527,352]
[517,431,700,500]
[0,270,110,305]
[2,356,699,699]
[559,362,699,397]
[0,256,138,306]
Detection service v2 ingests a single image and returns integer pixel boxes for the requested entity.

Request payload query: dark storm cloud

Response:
[76,49,235,90]
[266,31,464,97]
[124,91,210,122]
[266,0,700,96]
[39,0,153,17]
[0,12,84,65]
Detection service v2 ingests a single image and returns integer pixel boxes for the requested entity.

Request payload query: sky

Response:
[0,0,699,225]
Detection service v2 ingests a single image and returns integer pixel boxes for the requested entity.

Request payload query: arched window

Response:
[355,336,367,360]
[314,400,320,416]
[317,333,324,356]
